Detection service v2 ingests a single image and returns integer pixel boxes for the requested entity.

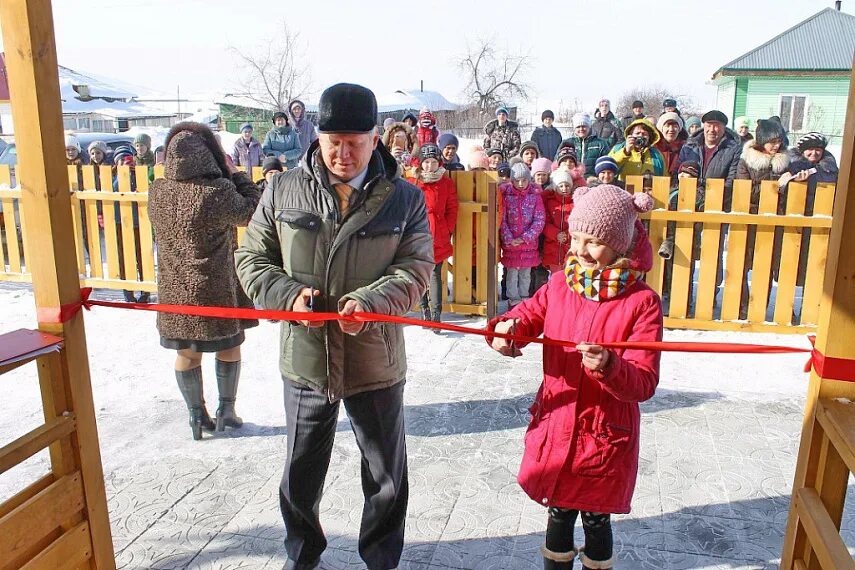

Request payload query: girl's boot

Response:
[431,310,442,335]
[215,360,243,431]
[175,367,215,440]
[580,553,615,569]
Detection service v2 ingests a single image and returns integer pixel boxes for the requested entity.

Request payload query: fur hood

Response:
[163,121,231,181]
[741,142,790,175]
[484,118,519,136]
[382,121,419,154]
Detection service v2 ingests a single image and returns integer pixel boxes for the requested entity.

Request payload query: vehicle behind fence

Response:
[0,165,834,334]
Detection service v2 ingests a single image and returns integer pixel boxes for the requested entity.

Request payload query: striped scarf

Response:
[564,256,642,302]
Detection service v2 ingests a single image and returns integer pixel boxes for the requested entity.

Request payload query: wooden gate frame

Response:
[0,0,115,568]
[781,57,855,569]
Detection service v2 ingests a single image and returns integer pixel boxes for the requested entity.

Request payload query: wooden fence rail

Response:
[0,166,835,333]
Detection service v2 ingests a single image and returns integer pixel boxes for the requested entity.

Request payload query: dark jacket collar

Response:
[303,139,400,192]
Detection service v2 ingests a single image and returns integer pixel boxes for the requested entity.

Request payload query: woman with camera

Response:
[607,118,666,181]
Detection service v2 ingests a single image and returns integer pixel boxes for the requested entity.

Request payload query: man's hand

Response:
[291,288,322,327]
[491,319,522,358]
[577,342,611,372]
[339,299,365,335]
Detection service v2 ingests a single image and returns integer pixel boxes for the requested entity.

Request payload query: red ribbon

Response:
[42,288,855,379]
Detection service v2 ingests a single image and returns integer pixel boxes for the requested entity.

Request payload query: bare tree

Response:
[458,40,531,115]
[555,98,587,123]
[615,86,703,124]
[230,22,311,111]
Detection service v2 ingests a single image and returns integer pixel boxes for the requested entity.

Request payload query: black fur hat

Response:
[755,119,783,146]
[318,83,378,133]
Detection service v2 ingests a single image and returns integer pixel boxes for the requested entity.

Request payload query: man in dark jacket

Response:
[677,110,742,209]
[623,100,645,130]
[592,98,625,147]
[530,109,563,161]
[235,83,433,570]
[555,113,611,177]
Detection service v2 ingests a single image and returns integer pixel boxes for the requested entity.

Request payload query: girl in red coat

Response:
[488,185,661,570]
[415,108,440,147]
[541,169,575,273]
[409,143,459,328]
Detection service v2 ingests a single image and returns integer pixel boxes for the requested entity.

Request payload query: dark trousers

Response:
[420,262,444,314]
[546,507,613,563]
[280,380,408,570]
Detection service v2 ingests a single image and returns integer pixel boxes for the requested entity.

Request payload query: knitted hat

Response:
[496,106,510,117]
[437,133,459,149]
[541,110,555,121]
[656,112,684,133]
[519,140,540,157]
[65,134,81,150]
[734,116,751,129]
[755,119,783,146]
[497,162,511,177]
[679,161,700,178]
[556,145,578,165]
[572,113,592,128]
[510,162,531,181]
[468,150,490,170]
[568,185,654,254]
[112,145,134,165]
[272,111,289,125]
[133,133,152,147]
[418,109,436,127]
[318,83,377,133]
[551,169,573,187]
[797,132,828,153]
[485,147,504,158]
[632,100,644,109]
[594,156,619,175]
[383,117,396,130]
[88,140,108,154]
[685,116,702,131]
[239,123,253,133]
[419,143,442,163]
[262,156,284,175]
[531,157,552,175]
[509,156,524,167]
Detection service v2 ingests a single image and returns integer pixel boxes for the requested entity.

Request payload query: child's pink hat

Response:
[568,185,653,254]
[531,157,552,175]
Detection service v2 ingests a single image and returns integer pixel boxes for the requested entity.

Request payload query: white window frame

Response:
[777,93,810,133]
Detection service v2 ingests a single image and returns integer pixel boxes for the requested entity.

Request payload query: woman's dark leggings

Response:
[420,262,444,314]
[545,507,613,564]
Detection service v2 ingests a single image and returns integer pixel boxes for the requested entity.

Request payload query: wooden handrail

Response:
[794,488,855,570]
[0,414,76,476]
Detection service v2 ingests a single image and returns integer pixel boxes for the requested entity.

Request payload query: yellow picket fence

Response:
[0,166,835,333]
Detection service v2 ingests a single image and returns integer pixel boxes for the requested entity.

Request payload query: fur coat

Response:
[736,142,790,211]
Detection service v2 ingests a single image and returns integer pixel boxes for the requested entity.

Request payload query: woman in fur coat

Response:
[148,122,261,440]
[734,118,791,319]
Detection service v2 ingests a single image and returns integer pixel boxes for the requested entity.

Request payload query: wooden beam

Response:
[0,414,76,476]
[0,1,115,568]
[0,472,85,568]
[20,521,93,570]
[781,55,855,569]
[793,488,855,570]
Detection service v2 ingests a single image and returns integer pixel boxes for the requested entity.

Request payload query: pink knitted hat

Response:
[567,185,654,254]
[531,157,552,175]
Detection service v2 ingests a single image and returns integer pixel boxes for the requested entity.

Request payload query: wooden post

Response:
[0,0,115,568]
[781,57,855,568]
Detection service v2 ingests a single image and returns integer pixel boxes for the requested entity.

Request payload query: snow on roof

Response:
[377,89,459,113]
[57,65,177,118]
[215,94,319,113]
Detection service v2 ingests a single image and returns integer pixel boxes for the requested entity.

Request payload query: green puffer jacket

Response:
[554,135,612,177]
[235,140,434,402]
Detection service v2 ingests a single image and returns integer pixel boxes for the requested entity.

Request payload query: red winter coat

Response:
[411,174,459,263]
[486,228,661,514]
[416,126,439,147]
[541,189,574,270]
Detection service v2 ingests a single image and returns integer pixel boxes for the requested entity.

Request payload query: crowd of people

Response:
[51,88,843,570]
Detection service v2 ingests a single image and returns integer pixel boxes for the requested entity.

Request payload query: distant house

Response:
[712,6,855,150]
[377,89,460,126]
[0,53,184,134]
[216,95,319,134]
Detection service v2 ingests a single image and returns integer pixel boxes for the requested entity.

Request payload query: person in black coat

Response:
[529,110,563,162]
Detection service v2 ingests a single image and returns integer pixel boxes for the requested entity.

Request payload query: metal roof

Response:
[716,7,855,75]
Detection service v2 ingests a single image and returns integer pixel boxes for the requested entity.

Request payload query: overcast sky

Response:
[0,0,848,119]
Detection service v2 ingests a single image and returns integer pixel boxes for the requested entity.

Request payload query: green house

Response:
[712,6,855,151]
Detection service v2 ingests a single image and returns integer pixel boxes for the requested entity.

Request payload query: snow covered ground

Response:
[0,283,840,569]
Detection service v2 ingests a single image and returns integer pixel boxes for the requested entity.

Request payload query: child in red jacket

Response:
[540,169,575,273]
[415,108,440,147]
[408,143,459,328]
[488,185,661,570]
